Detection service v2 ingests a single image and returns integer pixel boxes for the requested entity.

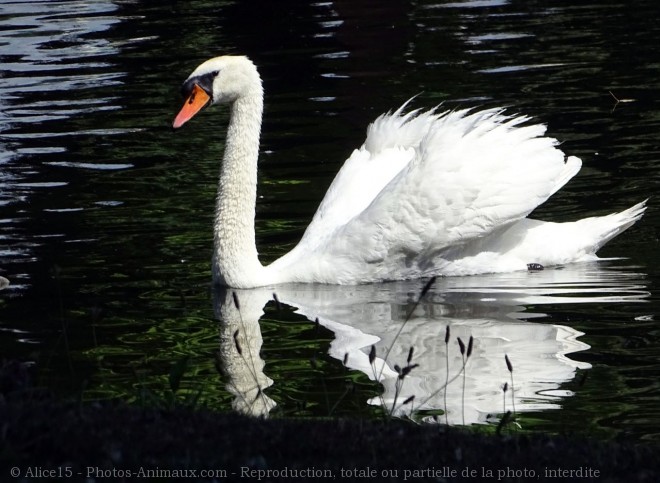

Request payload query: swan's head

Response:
[173,55,262,129]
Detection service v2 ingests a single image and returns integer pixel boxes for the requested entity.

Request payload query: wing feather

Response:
[295,102,441,251]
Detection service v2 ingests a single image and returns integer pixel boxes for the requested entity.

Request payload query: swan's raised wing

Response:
[306,108,581,281]
[269,107,581,284]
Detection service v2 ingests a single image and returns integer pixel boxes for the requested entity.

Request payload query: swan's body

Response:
[173,56,646,289]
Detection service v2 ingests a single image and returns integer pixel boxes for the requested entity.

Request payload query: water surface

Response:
[1,0,659,441]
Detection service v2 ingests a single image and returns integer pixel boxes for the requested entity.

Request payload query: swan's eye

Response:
[180,70,218,100]
[197,71,219,97]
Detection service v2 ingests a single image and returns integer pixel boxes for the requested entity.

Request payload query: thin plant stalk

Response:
[444,325,450,425]
[505,354,516,416]
[368,345,388,413]
[389,349,418,417]
[377,277,436,381]
[458,337,466,426]
[453,335,473,426]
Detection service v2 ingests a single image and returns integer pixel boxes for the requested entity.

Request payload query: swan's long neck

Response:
[212,86,265,287]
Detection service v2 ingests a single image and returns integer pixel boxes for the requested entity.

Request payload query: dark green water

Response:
[1,0,659,441]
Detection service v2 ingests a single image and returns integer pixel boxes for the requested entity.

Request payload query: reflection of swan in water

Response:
[214,263,648,424]
[214,288,276,416]
[173,55,646,288]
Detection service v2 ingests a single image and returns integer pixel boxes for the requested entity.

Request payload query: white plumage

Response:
[173,56,645,288]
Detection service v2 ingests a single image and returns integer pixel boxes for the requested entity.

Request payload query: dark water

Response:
[1,0,659,441]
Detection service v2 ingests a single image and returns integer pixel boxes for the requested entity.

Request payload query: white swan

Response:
[172,55,646,288]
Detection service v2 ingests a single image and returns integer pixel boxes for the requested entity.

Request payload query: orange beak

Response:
[173,84,211,129]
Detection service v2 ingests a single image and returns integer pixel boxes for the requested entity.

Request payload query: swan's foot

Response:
[527,263,544,271]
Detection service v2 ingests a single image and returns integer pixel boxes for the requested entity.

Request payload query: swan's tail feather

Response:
[583,199,647,252]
